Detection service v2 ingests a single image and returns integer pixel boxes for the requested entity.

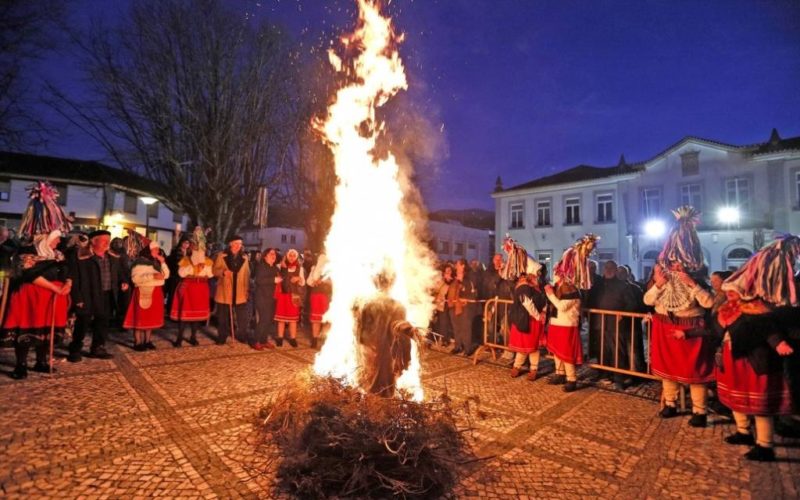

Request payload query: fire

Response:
[312,0,437,401]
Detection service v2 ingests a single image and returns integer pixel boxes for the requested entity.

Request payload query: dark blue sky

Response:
[31,0,800,210]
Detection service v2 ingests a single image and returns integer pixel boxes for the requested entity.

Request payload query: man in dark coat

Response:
[68,230,129,361]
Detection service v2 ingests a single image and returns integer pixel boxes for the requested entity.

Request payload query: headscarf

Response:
[34,230,62,261]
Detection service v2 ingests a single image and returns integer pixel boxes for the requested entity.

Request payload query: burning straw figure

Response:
[545,234,598,392]
[644,206,715,427]
[715,235,800,461]
[2,182,72,378]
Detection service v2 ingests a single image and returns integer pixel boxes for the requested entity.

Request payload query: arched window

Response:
[643,250,660,260]
[725,247,752,271]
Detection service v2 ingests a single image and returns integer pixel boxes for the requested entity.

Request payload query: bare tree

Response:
[0,0,64,149]
[48,0,306,242]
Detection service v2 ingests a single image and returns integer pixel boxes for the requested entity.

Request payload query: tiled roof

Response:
[0,151,167,196]
[502,162,641,192]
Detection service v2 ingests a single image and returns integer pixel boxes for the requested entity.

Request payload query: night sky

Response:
[29,0,800,210]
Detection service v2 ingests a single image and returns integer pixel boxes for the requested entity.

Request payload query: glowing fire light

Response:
[312,0,437,400]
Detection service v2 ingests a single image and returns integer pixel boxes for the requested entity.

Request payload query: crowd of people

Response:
[1,182,798,463]
[429,208,799,462]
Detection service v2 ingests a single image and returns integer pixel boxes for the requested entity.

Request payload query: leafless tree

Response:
[48,0,311,242]
[0,0,64,149]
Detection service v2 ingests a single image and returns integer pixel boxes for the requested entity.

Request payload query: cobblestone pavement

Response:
[1,325,798,499]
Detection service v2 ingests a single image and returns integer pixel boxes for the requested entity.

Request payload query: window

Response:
[281,234,287,243]
[172,209,183,223]
[680,184,703,212]
[598,250,616,262]
[53,183,68,206]
[467,243,477,251]
[439,240,451,254]
[290,234,296,244]
[124,193,138,213]
[725,177,750,211]
[596,193,614,222]
[455,242,465,256]
[536,200,551,227]
[565,197,581,225]
[795,172,800,208]
[146,201,159,218]
[681,152,699,176]
[509,202,524,229]
[726,247,752,271]
[0,180,9,202]
[641,188,661,217]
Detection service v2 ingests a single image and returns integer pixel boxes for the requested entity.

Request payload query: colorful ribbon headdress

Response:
[554,233,599,290]
[722,234,800,307]
[658,206,704,272]
[18,181,73,240]
[124,228,150,260]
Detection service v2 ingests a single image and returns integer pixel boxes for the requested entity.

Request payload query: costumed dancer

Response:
[715,235,800,461]
[212,235,250,345]
[644,206,714,427]
[274,248,305,347]
[502,238,547,380]
[124,241,168,351]
[170,228,213,347]
[306,253,331,350]
[545,234,598,392]
[2,182,73,377]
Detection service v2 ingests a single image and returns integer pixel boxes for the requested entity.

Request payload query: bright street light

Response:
[139,196,158,239]
[717,206,740,225]
[644,219,666,238]
[139,196,158,205]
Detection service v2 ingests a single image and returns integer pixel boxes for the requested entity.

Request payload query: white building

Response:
[0,152,188,250]
[492,129,800,280]
[240,226,307,254]
[427,219,494,265]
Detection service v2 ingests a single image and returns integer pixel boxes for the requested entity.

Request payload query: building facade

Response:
[427,219,494,265]
[492,130,800,280]
[0,152,188,249]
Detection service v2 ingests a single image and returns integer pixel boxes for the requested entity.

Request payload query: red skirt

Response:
[509,317,545,353]
[3,281,70,333]
[275,292,300,322]
[716,342,792,415]
[124,287,165,330]
[310,292,329,323]
[547,324,583,364]
[650,315,715,384]
[169,279,210,322]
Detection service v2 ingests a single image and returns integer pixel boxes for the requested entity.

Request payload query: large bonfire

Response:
[311,0,437,400]
[259,2,477,498]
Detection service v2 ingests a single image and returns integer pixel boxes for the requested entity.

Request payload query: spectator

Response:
[432,263,455,346]
[252,247,280,350]
[447,258,479,356]
[213,235,251,345]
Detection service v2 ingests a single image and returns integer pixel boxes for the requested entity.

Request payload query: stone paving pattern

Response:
[1,325,798,499]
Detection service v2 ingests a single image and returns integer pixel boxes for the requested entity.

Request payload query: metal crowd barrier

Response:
[473,297,659,382]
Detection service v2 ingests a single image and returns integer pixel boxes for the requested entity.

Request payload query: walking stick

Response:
[229,302,236,344]
[49,293,57,374]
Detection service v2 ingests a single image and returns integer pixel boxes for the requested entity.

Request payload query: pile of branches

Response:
[258,375,481,499]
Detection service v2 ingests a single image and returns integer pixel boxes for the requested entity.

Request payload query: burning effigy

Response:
[259,1,476,497]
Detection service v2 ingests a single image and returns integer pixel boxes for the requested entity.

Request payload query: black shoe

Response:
[173,339,183,348]
[133,344,147,352]
[744,445,775,462]
[215,339,226,345]
[67,352,82,363]
[563,381,577,393]
[310,338,318,349]
[724,432,755,446]
[10,366,28,380]
[288,338,298,348]
[659,405,678,419]
[91,348,113,359]
[32,362,54,373]
[549,374,566,385]
[688,413,707,428]
[144,342,156,350]
[188,337,199,346]
[275,338,284,347]
[451,347,463,355]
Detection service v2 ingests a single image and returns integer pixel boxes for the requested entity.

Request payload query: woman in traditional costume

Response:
[274,248,305,347]
[3,182,72,378]
[170,228,213,346]
[124,241,168,351]
[545,234,598,392]
[644,206,715,427]
[715,235,800,461]
[306,253,331,349]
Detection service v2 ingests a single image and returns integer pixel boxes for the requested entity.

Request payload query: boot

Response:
[288,338,298,348]
[724,432,755,446]
[10,365,28,380]
[659,405,678,419]
[563,381,577,392]
[276,337,284,347]
[744,445,775,462]
[188,335,198,346]
[510,367,522,378]
[688,413,707,428]
[549,374,566,385]
[33,361,54,373]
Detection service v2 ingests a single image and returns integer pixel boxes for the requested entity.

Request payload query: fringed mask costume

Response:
[657,206,706,312]
[554,233,599,292]
[18,181,72,242]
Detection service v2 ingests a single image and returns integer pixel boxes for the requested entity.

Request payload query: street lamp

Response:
[644,219,666,239]
[717,206,740,225]
[140,196,158,240]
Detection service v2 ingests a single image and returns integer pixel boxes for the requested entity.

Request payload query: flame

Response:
[312,0,437,401]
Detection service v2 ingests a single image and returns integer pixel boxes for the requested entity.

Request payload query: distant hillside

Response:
[428,209,495,230]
